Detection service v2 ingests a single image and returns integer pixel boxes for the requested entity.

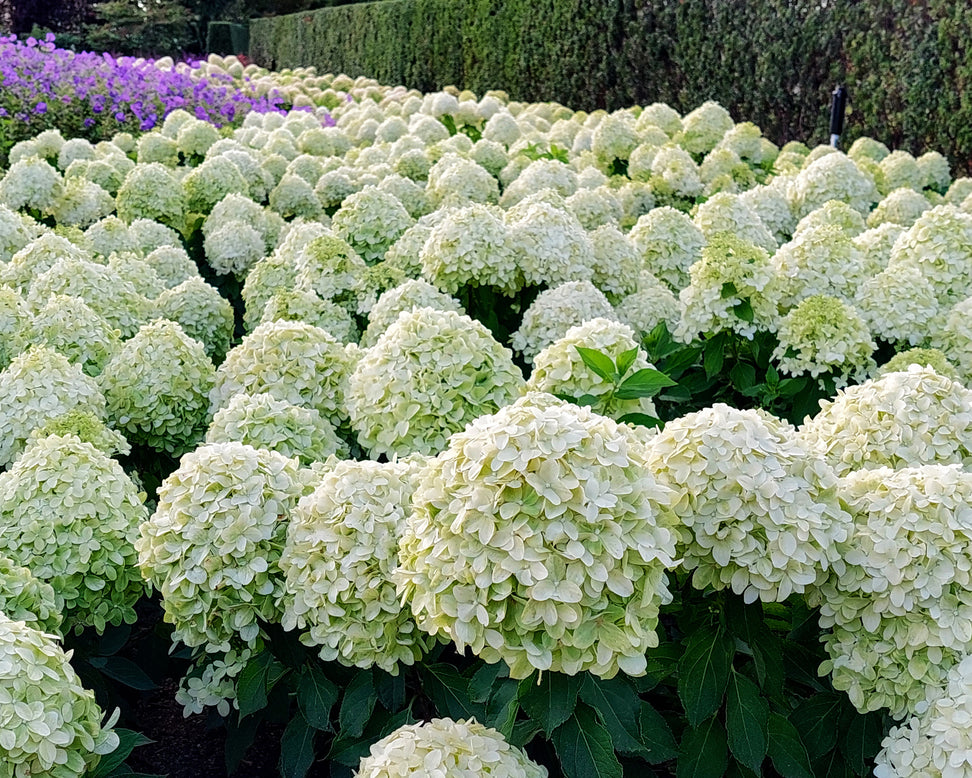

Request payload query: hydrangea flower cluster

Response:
[0,554,62,635]
[512,281,617,362]
[820,465,972,718]
[360,279,462,348]
[348,307,524,457]
[772,224,865,309]
[206,392,347,465]
[887,205,972,307]
[0,613,119,778]
[797,365,972,476]
[646,404,849,603]
[772,295,876,385]
[526,317,657,419]
[0,434,148,633]
[355,718,547,778]
[136,442,308,654]
[676,233,780,341]
[397,392,679,679]
[101,319,215,454]
[280,458,435,672]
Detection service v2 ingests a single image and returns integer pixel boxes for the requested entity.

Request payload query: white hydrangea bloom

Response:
[361,279,462,348]
[280,459,434,672]
[204,219,268,279]
[0,204,33,262]
[848,137,890,165]
[116,162,185,230]
[879,150,924,193]
[875,654,972,777]
[101,319,215,454]
[0,614,118,777]
[676,101,734,155]
[917,150,951,192]
[647,404,848,603]
[512,280,617,363]
[144,245,201,289]
[377,173,431,219]
[155,278,236,362]
[25,408,130,459]
[629,207,706,291]
[182,157,249,214]
[738,185,796,245]
[526,318,657,419]
[589,224,642,299]
[25,294,121,377]
[772,224,866,309]
[176,118,220,158]
[867,187,932,228]
[693,192,777,252]
[259,288,358,344]
[853,223,906,276]
[136,442,307,653]
[591,112,639,168]
[175,645,251,717]
[206,392,347,464]
[205,193,282,257]
[499,159,577,207]
[348,307,524,458]
[947,177,972,205]
[565,186,623,230]
[887,205,972,307]
[793,199,867,238]
[136,133,179,166]
[332,187,414,263]
[797,365,972,476]
[108,253,167,299]
[932,295,972,380]
[788,152,879,219]
[615,280,681,337]
[649,145,704,201]
[855,264,939,346]
[426,154,500,208]
[507,195,595,288]
[0,156,64,214]
[676,234,780,341]
[772,295,876,384]
[51,177,114,229]
[0,434,147,632]
[0,345,106,467]
[355,718,547,778]
[0,285,31,369]
[269,173,323,220]
[420,204,520,294]
[820,466,972,718]
[0,554,61,635]
[242,253,298,332]
[469,138,510,179]
[211,320,352,426]
[483,111,522,147]
[397,392,679,678]
[877,348,959,381]
[637,103,683,137]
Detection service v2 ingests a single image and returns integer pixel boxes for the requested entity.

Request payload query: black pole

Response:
[830,85,848,148]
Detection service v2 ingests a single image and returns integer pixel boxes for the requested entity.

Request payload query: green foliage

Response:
[86,0,197,57]
[251,0,972,173]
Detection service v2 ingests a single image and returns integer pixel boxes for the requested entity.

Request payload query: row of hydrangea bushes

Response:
[2,53,972,778]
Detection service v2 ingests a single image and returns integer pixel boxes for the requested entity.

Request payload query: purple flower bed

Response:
[0,34,290,161]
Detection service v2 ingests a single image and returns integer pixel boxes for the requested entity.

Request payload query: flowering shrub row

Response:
[1,56,972,777]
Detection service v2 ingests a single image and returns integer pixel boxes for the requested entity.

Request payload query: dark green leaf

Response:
[236,652,272,719]
[768,713,813,778]
[778,377,808,397]
[576,346,618,382]
[616,347,639,377]
[839,710,886,776]
[726,672,768,772]
[88,730,153,778]
[748,630,785,701]
[677,717,729,778]
[789,694,841,760]
[298,664,339,731]
[721,282,738,299]
[639,702,678,764]
[225,712,261,775]
[615,368,678,399]
[95,625,132,657]
[519,672,583,735]
[678,625,735,727]
[484,678,519,738]
[88,656,156,691]
[338,669,376,739]
[765,364,779,386]
[703,334,727,378]
[423,664,484,722]
[511,719,543,748]
[732,299,755,322]
[617,413,664,429]
[643,643,681,685]
[579,675,642,756]
[439,114,458,135]
[469,662,507,704]
[552,704,623,778]
[729,361,756,391]
[279,713,315,778]
[814,749,855,778]
[375,670,405,712]
[577,393,600,408]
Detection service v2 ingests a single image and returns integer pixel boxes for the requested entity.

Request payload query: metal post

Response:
[830,85,848,148]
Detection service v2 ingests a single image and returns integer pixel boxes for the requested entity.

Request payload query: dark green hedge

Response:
[250,0,972,170]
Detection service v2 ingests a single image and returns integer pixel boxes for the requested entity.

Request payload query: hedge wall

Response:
[250,0,972,169]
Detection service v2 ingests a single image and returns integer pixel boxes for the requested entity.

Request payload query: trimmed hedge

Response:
[250,0,972,171]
